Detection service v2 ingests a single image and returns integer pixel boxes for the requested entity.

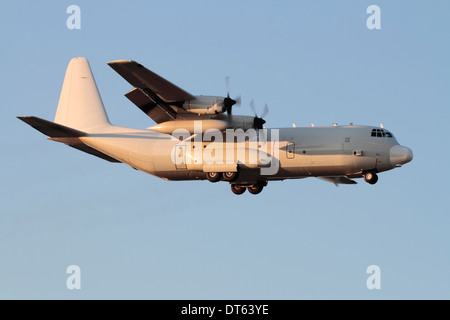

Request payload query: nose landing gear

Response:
[364,171,378,184]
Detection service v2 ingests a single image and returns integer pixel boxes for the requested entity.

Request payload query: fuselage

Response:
[19,57,414,195]
[78,124,413,184]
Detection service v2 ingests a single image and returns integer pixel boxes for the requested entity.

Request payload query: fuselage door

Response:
[175,144,187,169]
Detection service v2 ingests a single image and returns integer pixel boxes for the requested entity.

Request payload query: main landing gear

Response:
[364,171,378,185]
[206,171,238,183]
[206,171,267,195]
[231,182,267,195]
[231,184,246,195]
[206,172,221,183]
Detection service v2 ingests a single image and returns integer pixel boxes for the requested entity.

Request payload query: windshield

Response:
[371,128,394,138]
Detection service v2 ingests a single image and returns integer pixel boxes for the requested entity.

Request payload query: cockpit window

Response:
[371,129,393,138]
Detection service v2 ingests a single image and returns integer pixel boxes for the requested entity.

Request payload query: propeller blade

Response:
[224,96,236,114]
[261,103,269,118]
[250,99,256,116]
[235,95,241,107]
[224,76,241,114]
[225,76,230,97]
[249,100,268,130]
[253,117,266,129]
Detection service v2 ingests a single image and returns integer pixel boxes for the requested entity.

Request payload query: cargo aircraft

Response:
[18,57,413,195]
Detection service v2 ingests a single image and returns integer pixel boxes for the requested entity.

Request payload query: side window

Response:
[286,142,295,159]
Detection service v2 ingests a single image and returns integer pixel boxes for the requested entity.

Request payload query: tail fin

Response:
[54,57,111,131]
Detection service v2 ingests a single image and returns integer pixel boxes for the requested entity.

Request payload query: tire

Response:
[364,172,378,184]
[206,172,221,183]
[222,171,238,182]
[231,184,246,195]
[248,184,264,195]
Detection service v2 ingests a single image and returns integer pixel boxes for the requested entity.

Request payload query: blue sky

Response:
[1,1,449,299]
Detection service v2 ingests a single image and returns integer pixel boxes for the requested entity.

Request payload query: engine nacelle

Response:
[181,95,225,115]
[148,119,228,134]
[148,115,261,135]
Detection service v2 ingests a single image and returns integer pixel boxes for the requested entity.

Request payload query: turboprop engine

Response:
[180,96,226,115]
[148,115,264,134]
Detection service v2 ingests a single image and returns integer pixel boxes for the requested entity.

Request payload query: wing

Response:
[108,60,196,123]
[124,87,175,123]
[107,60,194,102]
[316,176,357,185]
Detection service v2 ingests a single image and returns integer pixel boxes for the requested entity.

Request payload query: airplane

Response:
[18,57,413,195]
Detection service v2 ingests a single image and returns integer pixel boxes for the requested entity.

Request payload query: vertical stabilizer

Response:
[54,57,110,131]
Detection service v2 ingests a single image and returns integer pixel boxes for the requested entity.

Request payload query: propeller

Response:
[223,76,241,114]
[250,100,269,129]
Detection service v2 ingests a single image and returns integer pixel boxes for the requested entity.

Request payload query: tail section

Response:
[18,58,121,163]
[54,57,111,131]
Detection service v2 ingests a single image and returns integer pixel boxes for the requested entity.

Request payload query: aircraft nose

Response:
[390,145,413,167]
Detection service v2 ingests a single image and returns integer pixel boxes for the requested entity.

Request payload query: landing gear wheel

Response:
[231,184,246,195]
[206,172,221,183]
[364,172,378,185]
[248,183,264,195]
[222,171,238,182]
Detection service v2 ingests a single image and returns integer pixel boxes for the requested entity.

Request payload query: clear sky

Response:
[1,1,449,299]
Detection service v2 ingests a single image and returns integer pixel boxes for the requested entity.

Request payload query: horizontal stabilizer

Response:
[18,116,121,163]
[18,116,85,137]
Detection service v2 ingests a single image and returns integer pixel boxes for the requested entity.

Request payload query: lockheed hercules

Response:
[18,58,413,194]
